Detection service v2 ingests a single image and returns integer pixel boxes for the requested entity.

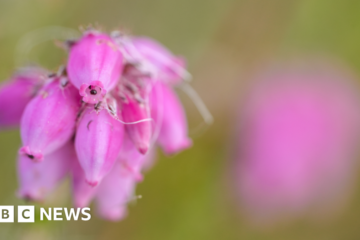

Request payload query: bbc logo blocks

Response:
[18,206,34,223]
[0,206,91,222]
[0,206,34,223]
[0,206,14,223]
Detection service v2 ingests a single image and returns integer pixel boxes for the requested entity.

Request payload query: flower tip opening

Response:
[18,146,44,162]
[137,143,149,155]
[86,179,99,187]
[17,190,43,203]
[79,81,106,104]
[163,138,192,156]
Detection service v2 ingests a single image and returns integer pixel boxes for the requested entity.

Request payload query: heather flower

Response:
[72,155,97,208]
[131,37,188,84]
[112,32,189,84]
[75,100,124,186]
[150,81,192,155]
[235,63,360,224]
[112,64,154,154]
[19,75,81,162]
[0,28,202,221]
[0,67,46,128]
[17,141,75,201]
[67,31,124,104]
[72,134,155,221]
[119,91,152,154]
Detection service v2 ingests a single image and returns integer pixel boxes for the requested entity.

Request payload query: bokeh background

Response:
[1,0,360,239]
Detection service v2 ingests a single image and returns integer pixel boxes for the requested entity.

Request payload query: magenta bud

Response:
[67,32,124,103]
[150,82,191,155]
[17,141,74,201]
[131,37,188,84]
[0,67,46,128]
[20,77,81,162]
[95,160,136,221]
[120,93,152,154]
[118,133,157,181]
[72,156,98,208]
[75,105,124,185]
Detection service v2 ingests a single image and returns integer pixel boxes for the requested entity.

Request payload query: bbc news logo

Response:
[0,206,91,222]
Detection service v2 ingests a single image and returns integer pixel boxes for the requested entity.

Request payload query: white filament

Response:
[179,82,214,124]
[115,117,153,125]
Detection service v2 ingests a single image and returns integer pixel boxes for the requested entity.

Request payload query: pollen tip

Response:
[138,145,149,155]
[86,180,99,187]
[19,146,43,162]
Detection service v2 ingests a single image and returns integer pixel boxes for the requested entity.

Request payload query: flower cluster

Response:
[0,29,192,221]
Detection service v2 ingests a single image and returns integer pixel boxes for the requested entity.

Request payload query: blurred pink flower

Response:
[236,63,360,224]
[150,81,192,155]
[17,140,75,201]
[0,67,46,128]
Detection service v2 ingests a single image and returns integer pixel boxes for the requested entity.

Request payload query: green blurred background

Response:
[1,0,360,239]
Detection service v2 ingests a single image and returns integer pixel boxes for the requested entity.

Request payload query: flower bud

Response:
[0,67,46,128]
[150,82,191,155]
[72,156,98,208]
[95,161,136,221]
[118,133,156,181]
[17,141,74,201]
[120,92,152,154]
[20,77,80,161]
[127,37,188,84]
[67,32,124,103]
[75,104,124,186]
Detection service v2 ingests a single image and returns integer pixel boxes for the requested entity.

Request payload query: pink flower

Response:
[75,101,124,186]
[150,81,192,155]
[94,160,136,221]
[71,155,97,208]
[7,29,195,221]
[67,31,124,103]
[112,64,154,155]
[17,140,75,201]
[122,37,188,84]
[235,63,360,224]
[118,132,157,181]
[0,67,46,128]
[95,137,155,221]
[120,92,152,154]
[19,76,81,162]
[72,134,155,220]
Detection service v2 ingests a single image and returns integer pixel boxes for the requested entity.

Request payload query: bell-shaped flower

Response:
[17,140,75,201]
[118,36,188,84]
[113,65,153,154]
[67,31,124,103]
[120,92,152,154]
[0,67,46,128]
[19,76,81,162]
[94,160,136,221]
[150,82,192,155]
[95,135,155,221]
[118,133,157,181]
[75,100,124,186]
[71,156,98,208]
